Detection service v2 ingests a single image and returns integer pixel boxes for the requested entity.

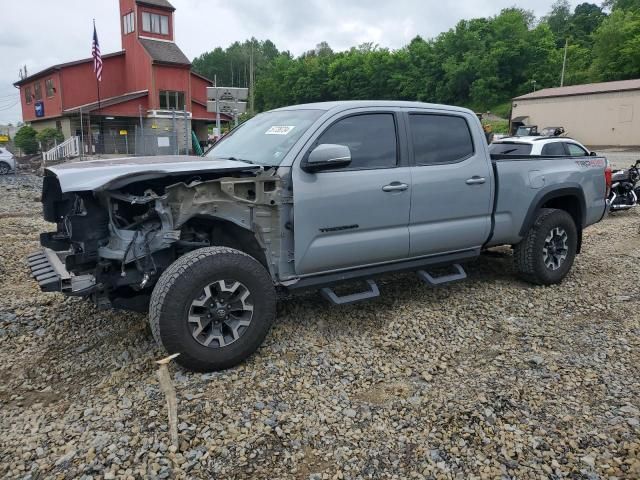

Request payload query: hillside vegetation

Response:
[192,0,640,116]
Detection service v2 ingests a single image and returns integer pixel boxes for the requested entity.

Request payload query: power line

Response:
[0,98,20,108]
[0,100,20,111]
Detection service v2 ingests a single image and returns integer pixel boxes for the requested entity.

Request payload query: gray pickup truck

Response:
[28,101,609,371]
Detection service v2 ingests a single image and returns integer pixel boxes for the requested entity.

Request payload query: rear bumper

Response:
[27,248,96,295]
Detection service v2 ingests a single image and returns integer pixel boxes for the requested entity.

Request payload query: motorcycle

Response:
[608,160,640,212]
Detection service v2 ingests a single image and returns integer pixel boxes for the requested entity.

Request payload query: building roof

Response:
[514,78,640,100]
[139,38,190,66]
[136,0,175,11]
[63,90,149,114]
[190,70,214,85]
[13,52,125,87]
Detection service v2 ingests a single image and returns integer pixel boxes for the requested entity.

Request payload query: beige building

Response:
[511,79,640,147]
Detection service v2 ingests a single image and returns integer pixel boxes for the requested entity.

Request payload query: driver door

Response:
[291,110,411,275]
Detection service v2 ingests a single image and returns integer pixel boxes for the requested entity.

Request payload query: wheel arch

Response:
[180,215,270,271]
[519,185,586,253]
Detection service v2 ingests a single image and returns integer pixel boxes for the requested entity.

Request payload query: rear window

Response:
[409,114,474,165]
[489,143,532,155]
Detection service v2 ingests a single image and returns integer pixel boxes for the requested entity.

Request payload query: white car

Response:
[489,137,592,157]
[0,147,16,175]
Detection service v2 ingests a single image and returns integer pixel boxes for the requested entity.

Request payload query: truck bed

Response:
[487,154,608,247]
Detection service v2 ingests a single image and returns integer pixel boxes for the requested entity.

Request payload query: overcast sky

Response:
[0,0,582,124]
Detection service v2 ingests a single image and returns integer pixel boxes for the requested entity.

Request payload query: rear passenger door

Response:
[406,111,493,257]
[292,110,412,275]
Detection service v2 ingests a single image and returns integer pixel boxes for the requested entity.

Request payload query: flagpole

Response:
[93,19,102,155]
[94,19,102,113]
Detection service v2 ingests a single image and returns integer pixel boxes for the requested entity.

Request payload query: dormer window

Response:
[142,12,169,35]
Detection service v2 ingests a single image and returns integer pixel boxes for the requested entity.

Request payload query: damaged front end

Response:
[29,165,283,312]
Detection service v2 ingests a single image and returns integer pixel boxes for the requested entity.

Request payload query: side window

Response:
[409,114,474,165]
[541,142,566,156]
[315,114,397,170]
[34,82,42,101]
[566,143,588,157]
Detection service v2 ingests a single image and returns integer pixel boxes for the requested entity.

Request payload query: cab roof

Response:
[270,100,474,115]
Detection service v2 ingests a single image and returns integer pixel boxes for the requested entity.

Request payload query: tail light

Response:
[605,163,612,198]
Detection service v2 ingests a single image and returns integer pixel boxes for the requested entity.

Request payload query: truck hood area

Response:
[46,155,261,192]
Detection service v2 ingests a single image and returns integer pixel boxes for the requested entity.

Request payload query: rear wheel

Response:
[149,247,276,372]
[514,208,577,285]
[0,162,10,175]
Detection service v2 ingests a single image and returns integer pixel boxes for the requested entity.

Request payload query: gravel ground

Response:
[1,172,639,480]
[598,149,640,170]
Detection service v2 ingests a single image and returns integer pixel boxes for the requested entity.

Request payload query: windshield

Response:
[489,142,532,155]
[206,109,324,166]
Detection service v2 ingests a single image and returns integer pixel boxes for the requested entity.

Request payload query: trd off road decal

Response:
[575,158,606,168]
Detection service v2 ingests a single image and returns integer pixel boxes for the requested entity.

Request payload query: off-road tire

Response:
[149,247,276,372]
[514,208,577,285]
[0,162,11,175]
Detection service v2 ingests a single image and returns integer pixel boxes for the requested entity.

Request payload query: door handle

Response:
[382,182,409,192]
[465,176,486,185]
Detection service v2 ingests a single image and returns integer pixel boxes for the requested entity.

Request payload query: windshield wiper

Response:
[216,156,257,165]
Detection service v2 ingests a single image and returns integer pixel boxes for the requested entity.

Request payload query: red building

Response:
[14,0,228,155]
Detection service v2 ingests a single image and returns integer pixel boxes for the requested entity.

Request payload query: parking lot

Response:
[0,153,639,478]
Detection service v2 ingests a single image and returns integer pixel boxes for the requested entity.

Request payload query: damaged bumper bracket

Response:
[27,249,71,292]
[27,248,96,295]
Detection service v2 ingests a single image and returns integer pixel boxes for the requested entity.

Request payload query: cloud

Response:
[0,0,581,124]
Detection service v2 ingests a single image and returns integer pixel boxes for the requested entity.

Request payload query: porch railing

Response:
[43,136,80,163]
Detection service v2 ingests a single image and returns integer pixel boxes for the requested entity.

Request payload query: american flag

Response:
[92,23,103,82]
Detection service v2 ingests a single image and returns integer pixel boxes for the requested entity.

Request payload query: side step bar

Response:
[417,263,467,286]
[320,279,380,305]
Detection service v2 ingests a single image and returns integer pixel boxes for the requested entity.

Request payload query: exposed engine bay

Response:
[38,167,287,311]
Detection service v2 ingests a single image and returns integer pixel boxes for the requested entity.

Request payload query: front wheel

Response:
[149,247,276,372]
[514,208,577,285]
[0,162,11,175]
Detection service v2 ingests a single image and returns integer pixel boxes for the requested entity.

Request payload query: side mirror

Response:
[590,151,597,157]
[301,144,351,173]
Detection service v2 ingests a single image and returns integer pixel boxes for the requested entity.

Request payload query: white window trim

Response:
[139,35,174,43]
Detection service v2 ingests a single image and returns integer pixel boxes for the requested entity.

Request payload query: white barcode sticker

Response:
[265,126,295,135]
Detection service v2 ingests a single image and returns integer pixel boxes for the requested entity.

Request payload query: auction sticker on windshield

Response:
[265,126,295,135]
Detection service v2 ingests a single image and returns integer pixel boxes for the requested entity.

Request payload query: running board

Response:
[417,263,467,286]
[320,279,380,305]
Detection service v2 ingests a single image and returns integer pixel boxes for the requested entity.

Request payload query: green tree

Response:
[604,0,640,11]
[545,0,573,47]
[14,125,38,155]
[570,3,606,45]
[36,128,64,152]
[592,8,640,80]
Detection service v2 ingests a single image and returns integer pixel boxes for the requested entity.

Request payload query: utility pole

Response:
[172,109,177,155]
[560,38,568,87]
[79,107,84,160]
[249,43,255,114]
[139,104,144,156]
[214,74,221,142]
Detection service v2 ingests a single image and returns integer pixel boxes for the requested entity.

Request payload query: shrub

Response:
[14,126,38,155]
[36,128,64,152]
